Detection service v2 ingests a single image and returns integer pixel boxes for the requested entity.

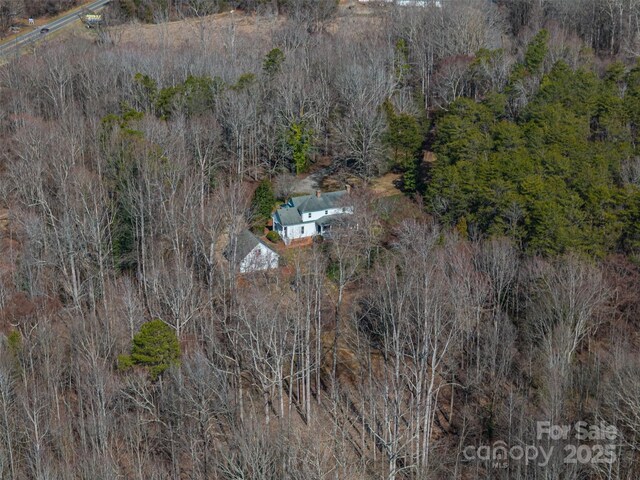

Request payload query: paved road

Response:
[0,0,110,58]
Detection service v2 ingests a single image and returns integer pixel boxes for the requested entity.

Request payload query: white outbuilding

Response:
[225,230,279,274]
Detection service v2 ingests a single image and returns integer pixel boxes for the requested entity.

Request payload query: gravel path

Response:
[290,165,339,194]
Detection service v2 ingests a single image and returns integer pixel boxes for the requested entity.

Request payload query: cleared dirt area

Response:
[118,10,281,49]
[116,0,382,50]
[1,0,380,49]
[369,172,402,196]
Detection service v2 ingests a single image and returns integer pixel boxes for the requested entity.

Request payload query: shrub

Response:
[118,319,180,379]
[252,179,276,223]
[266,230,281,243]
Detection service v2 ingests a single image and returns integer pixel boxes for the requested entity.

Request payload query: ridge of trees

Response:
[427,55,640,256]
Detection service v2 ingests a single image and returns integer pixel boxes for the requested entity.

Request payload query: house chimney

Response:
[316,190,321,198]
[345,184,351,194]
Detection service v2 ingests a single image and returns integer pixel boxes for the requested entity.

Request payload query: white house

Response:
[272,187,354,244]
[225,230,280,273]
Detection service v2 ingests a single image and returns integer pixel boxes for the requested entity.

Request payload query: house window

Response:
[301,226,305,234]
[325,210,328,215]
[284,226,288,235]
[308,213,311,218]
[342,207,346,213]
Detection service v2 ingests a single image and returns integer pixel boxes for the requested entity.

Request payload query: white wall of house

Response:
[282,222,316,240]
[301,207,347,222]
[240,243,279,273]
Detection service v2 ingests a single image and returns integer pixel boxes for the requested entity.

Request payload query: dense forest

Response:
[1,0,640,479]
[428,54,640,256]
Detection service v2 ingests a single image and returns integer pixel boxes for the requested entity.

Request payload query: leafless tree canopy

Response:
[0,1,638,479]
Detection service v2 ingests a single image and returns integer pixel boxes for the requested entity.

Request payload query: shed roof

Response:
[225,230,277,262]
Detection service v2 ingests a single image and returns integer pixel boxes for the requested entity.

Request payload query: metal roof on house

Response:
[274,189,351,227]
[316,213,349,227]
[275,207,303,226]
[225,230,277,262]
[293,190,348,213]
